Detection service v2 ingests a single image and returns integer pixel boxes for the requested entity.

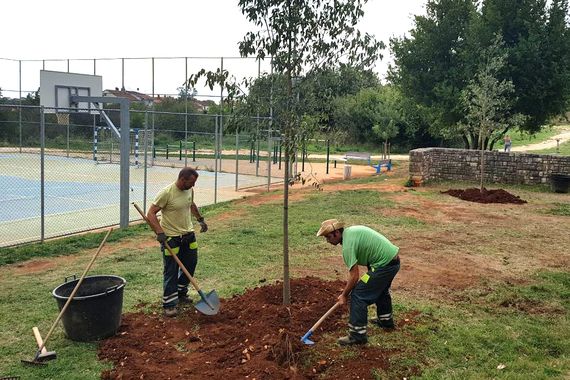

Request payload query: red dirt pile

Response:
[99,277,410,379]
[442,188,527,204]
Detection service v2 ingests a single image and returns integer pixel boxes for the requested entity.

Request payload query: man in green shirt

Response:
[147,167,208,317]
[317,219,400,345]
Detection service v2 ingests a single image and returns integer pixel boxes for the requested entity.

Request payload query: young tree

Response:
[238,0,383,304]
[459,36,526,189]
[459,36,526,151]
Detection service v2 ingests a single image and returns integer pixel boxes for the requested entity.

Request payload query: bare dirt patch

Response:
[99,277,422,380]
[442,188,527,204]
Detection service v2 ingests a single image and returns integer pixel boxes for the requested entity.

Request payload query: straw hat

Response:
[316,219,345,237]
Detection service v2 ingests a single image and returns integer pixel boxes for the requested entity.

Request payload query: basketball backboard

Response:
[40,70,103,114]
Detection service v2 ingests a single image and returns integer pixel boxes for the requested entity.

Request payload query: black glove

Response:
[156,232,168,243]
[197,217,208,233]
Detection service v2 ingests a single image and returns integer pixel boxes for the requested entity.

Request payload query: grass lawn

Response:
[0,166,569,379]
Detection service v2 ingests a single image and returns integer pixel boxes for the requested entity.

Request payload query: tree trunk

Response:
[282,137,291,305]
[480,148,485,191]
[462,134,470,149]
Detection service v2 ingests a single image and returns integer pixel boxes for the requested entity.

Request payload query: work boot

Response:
[337,334,368,346]
[163,307,178,318]
[178,295,193,305]
[370,317,395,330]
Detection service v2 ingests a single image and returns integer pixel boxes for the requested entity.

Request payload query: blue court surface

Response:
[0,153,269,246]
[0,175,130,222]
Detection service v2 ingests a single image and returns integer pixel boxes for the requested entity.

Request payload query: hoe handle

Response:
[309,301,341,333]
[133,203,203,293]
[32,327,47,354]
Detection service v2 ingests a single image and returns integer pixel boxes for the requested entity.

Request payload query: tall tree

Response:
[390,0,570,147]
[389,0,478,142]
[479,0,565,132]
[238,0,383,304]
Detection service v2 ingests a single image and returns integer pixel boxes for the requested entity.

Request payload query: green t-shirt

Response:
[152,182,195,236]
[342,226,399,269]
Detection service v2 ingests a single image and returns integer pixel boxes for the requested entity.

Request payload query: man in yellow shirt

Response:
[317,219,400,345]
[147,167,208,317]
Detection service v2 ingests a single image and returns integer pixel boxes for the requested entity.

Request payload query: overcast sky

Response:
[1,0,425,98]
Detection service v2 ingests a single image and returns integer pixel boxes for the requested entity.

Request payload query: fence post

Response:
[301,143,305,172]
[134,128,139,167]
[192,141,196,162]
[166,144,169,160]
[326,139,330,174]
[93,124,98,162]
[40,106,45,243]
[179,140,182,160]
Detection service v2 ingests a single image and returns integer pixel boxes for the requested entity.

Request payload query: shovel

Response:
[133,203,219,315]
[301,301,341,345]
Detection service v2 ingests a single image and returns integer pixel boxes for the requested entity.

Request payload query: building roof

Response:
[103,89,155,102]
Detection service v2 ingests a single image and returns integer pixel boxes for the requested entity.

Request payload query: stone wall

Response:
[409,148,570,185]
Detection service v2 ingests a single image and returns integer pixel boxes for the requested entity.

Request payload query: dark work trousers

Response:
[161,233,198,308]
[348,259,400,338]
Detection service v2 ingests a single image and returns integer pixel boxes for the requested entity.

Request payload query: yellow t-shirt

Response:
[152,182,194,236]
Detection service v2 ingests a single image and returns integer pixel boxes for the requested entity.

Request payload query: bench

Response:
[374,159,392,174]
[343,152,371,165]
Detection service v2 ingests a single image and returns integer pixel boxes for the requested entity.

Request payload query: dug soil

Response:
[442,188,527,204]
[99,277,418,379]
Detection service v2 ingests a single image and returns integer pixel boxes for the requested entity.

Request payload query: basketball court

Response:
[0,153,265,246]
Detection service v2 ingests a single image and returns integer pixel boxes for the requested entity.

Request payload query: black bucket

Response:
[52,275,126,342]
[550,173,570,193]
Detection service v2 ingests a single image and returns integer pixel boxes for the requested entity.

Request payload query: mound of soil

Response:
[99,277,418,379]
[442,188,527,204]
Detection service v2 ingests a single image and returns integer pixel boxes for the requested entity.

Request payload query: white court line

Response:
[0,194,39,203]
[0,203,128,225]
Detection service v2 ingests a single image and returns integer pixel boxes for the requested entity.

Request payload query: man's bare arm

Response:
[190,202,203,220]
[338,265,360,305]
[146,204,164,235]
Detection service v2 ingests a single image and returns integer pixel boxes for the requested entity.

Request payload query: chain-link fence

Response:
[0,103,300,247]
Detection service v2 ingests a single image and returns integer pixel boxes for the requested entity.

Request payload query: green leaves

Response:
[390,0,570,147]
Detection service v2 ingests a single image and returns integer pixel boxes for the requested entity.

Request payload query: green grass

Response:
[546,203,570,217]
[0,226,146,266]
[416,272,570,380]
[0,178,569,379]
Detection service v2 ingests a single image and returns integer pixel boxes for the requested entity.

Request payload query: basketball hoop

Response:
[56,112,70,125]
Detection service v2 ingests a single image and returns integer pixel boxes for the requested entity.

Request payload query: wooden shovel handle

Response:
[132,203,202,292]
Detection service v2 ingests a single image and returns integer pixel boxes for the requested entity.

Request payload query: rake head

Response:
[21,349,57,366]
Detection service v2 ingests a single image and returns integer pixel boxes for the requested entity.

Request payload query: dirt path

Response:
[512,126,570,152]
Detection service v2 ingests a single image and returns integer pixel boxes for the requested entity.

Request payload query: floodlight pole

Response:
[71,95,131,229]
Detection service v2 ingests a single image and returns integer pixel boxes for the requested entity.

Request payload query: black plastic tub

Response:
[550,173,570,193]
[52,275,126,342]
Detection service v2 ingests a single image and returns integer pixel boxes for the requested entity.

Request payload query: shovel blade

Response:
[194,290,220,315]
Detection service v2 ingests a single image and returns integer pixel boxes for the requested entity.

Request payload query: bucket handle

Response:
[105,284,120,294]
[64,275,77,283]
